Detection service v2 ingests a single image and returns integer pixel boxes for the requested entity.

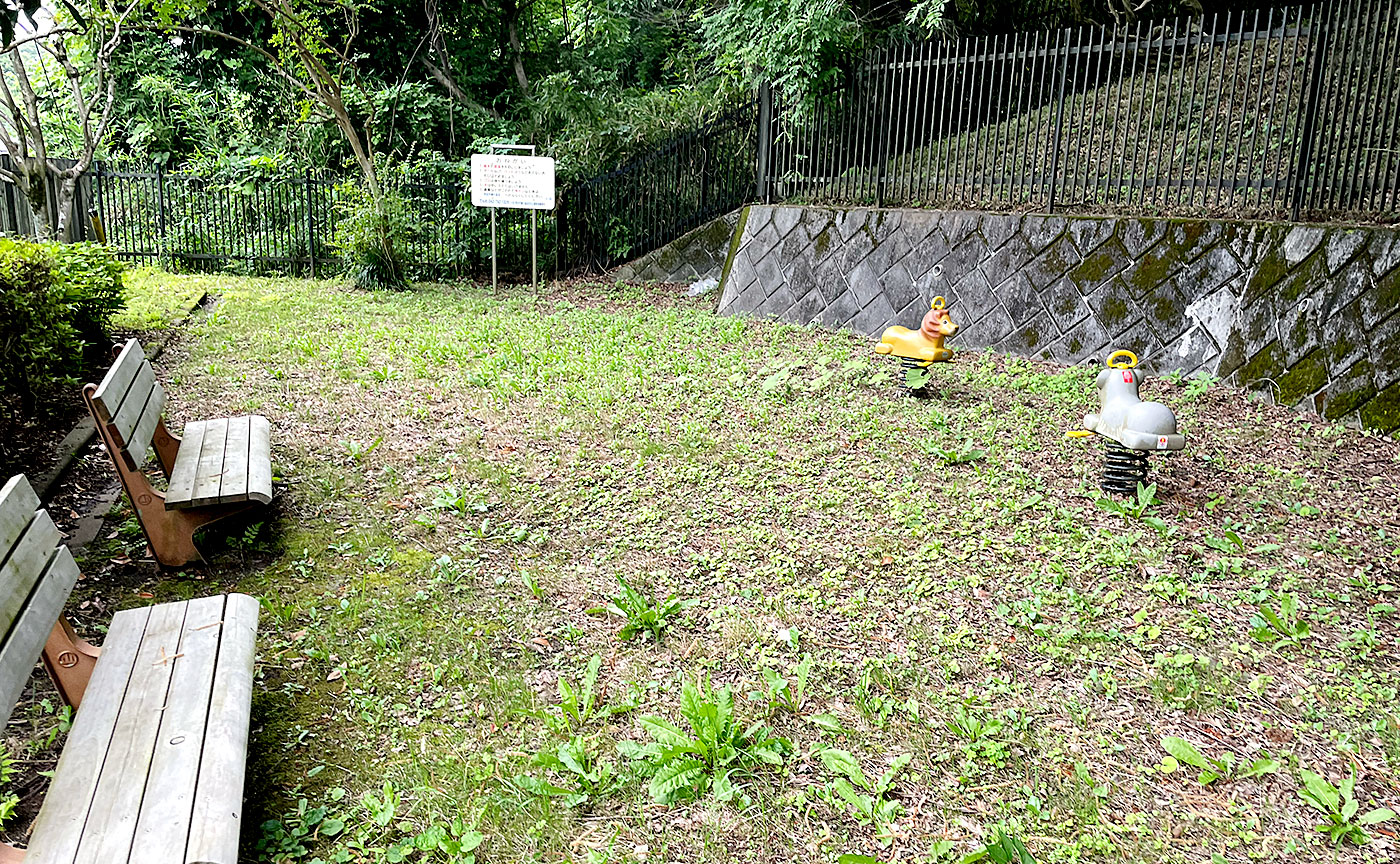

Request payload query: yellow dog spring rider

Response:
[876,296,959,364]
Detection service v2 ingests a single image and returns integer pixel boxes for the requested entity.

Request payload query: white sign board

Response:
[471,153,556,210]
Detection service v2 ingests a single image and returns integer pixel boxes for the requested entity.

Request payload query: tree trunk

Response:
[20,166,52,241]
[505,0,530,97]
[54,172,79,242]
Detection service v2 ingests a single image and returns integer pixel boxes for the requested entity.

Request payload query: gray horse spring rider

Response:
[1081,350,1185,494]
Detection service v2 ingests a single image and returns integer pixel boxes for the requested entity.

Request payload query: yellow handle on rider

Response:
[930,296,946,310]
[1106,350,1139,369]
[1065,430,1096,439]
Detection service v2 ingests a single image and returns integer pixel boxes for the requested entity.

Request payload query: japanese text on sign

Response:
[470,154,556,210]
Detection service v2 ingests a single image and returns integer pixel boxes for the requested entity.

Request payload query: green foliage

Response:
[1158,736,1280,786]
[51,243,126,339]
[703,0,862,106]
[256,783,485,863]
[595,575,692,642]
[1095,482,1169,532]
[514,735,626,807]
[817,748,911,843]
[549,654,611,732]
[1296,769,1395,846]
[0,744,17,827]
[622,678,789,804]
[0,238,125,405]
[749,653,813,713]
[331,183,414,290]
[926,442,987,465]
[963,830,1038,864]
[1250,592,1311,647]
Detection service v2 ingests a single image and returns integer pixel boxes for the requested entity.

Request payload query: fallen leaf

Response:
[327,668,343,682]
[880,555,893,566]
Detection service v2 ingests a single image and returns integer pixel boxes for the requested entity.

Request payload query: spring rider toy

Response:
[875,296,959,395]
[1074,350,1185,494]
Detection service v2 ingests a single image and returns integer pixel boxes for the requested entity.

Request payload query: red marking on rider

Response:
[1122,371,1133,384]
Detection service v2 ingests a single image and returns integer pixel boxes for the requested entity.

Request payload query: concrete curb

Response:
[35,289,209,503]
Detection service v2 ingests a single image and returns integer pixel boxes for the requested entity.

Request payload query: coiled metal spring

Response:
[1102,441,1150,495]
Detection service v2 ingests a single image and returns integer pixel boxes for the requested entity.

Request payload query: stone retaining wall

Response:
[717,205,1400,430]
[610,211,741,285]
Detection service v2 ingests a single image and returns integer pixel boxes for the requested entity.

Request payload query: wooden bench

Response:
[0,474,259,864]
[83,339,273,568]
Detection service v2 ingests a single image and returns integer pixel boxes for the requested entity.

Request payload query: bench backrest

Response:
[88,338,165,469]
[0,475,81,728]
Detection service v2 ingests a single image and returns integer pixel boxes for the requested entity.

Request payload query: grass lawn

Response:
[109,267,217,331]
[59,273,1400,864]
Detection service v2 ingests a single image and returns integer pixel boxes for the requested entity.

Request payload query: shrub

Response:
[331,183,415,290]
[52,241,126,340]
[0,238,125,407]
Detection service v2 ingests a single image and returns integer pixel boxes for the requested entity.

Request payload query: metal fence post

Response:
[1047,28,1072,213]
[756,83,774,203]
[1291,9,1331,220]
[155,164,168,268]
[304,168,317,277]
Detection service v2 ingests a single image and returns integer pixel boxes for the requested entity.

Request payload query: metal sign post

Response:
[472,144,554,290]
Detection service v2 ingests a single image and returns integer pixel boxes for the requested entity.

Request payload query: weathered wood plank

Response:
[108,361,157,449]
[23,605,152,864]
[165,421,208,508]
[70,601,189,864]
[90,339,144,424]
[186,593,259,864]
[0,547,80,729]
[218,416,251,504]
[188,418,230,508]
[0,509,60,644]
[0,474,39,560]
[128,595,225,863]
[127,381,167,469]
[248,415,273,505]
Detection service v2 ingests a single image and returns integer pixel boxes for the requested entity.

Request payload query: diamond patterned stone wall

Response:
[609,211,742,284]
[717,205,1400,431]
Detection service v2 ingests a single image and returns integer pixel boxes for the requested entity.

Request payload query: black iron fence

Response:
[91,164,548,278]
[555,102,758,272]
[766,0,1400,222]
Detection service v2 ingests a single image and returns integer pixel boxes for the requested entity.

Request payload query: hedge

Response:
[0,238,125,408]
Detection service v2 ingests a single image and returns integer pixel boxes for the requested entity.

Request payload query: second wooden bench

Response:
[84,338,273,567]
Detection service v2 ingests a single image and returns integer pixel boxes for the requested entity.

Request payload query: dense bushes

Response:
[331,184,416,290]
[0,239,125,407]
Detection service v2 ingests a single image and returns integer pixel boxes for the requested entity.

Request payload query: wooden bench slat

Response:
[0,509,60,646]
[0,475,39,564]
[128,596,226,863]
[108,361,157,451]
[0,546,79,730]
[218,416,252,504]
[248,415,274,505]
[188,418,229,508]
[186,593,260,864]
[70,601,190,864]
[90,339,144,425]
[165,420,208,507]
[23,605,153,864]
[127,382,167,470]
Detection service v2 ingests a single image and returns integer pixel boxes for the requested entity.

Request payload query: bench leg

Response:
[0,843,24,861]
[41,618,102,709]
[141,500,260,569]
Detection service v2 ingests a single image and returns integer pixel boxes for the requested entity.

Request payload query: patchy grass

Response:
[110,267,213,331]
[36,272,1400,863]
